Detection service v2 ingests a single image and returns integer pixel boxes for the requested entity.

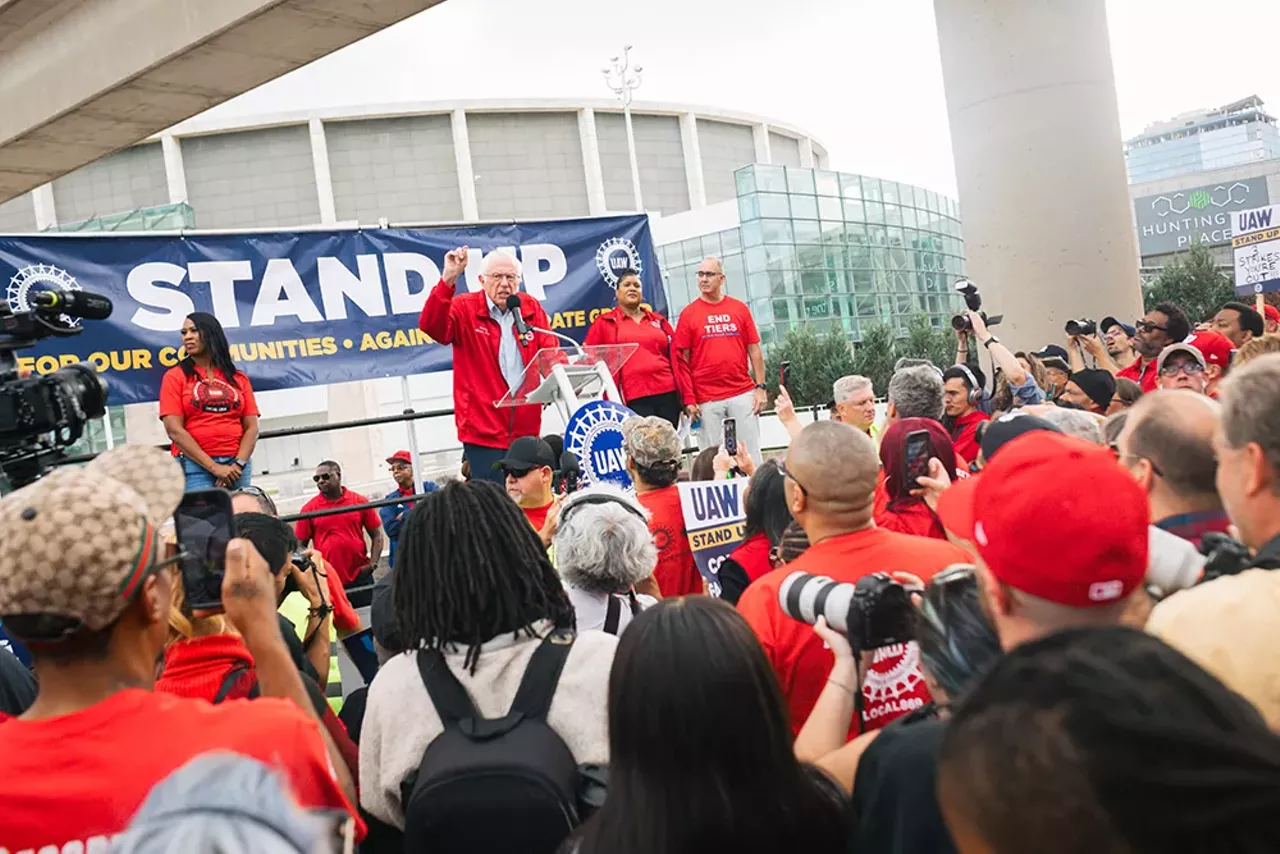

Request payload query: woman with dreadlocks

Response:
[938,626,1280,854]
[358,479,616,840]
[159,311,260,490]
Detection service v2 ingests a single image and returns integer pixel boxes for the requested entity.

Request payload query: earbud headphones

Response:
[558,492,648,527]
[956,364,982,406]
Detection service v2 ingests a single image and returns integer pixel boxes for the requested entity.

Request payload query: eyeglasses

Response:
[1159,361,1205,377]
[502,466,534,479]
[1136,320,1167,333]
[313,473,334,483]
[776,457,809,497]
[695,271,722,279]
[390,463,412,472]
[1120,453,1164,478]
[486,273,519,283]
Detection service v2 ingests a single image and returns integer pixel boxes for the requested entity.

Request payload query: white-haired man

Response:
[553,485,660,636]
[832,375,879,440]
[675,256,767,464]
[419,247,561,483]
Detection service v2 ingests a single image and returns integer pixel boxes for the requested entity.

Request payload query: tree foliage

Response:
[766,316,957,407]
[1143,243,1236,324]
[763,326,856,407]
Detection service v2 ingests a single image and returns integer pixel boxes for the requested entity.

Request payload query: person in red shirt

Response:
[0,446,360,852]
[717,461,793,604]
[738,422,969,736]
[941,364,989,464]
[674,256,768,464]
[419,246,561,484]
[875,418,957,540]
[498,436,558,540]
[625,416,703,597]
[1117,302,1192,392]
[159,312,260,491]
[584,267,693,428]
[295,461,384,587]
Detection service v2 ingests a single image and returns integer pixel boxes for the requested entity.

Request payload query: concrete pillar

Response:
[679,113,707,210]
[451,110,479,222]
[161,134,188,205]
[934,0,1143,351]
[31,184,55,229]
[753,123,773,165]
[578,108,607,216]
[309,118,337,225]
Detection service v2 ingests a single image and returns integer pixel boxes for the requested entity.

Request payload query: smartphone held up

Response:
[175,488,235,611]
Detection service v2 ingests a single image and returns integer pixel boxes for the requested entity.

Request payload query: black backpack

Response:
[402,630,582,854]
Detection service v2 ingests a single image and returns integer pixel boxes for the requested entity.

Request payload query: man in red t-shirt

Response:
[738,422,969,735]
[625,416,703,597]
[295,460,384,587]
[0,445,360,852]
[674,257,768,464]
[941,364,989,464]
[498,436,558,541]
[1117,302,1192,393]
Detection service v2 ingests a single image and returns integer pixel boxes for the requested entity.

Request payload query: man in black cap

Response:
[974,412,1063,470]
[1101,317,1137,367]
[497,436,559,537]
[1061,368,1116,415]
[1031,345,1071,401]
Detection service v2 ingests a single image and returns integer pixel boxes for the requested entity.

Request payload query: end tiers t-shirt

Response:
[157,365,259,458]
[0,689,358,851]
[674,296,760,404]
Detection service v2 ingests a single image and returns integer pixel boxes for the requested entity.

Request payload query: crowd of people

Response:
[3,243,1280,854]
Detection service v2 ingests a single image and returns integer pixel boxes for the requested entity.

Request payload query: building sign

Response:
[1134,177,1269,257]
[1232,205,1280,295]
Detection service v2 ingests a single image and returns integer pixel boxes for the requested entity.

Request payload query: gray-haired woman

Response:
[554,484,660,635]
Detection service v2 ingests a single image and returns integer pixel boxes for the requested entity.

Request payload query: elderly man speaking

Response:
[420,246,561,483]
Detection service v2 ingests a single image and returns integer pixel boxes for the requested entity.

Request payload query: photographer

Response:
[958,310,1045,410]
[0,446,360,850]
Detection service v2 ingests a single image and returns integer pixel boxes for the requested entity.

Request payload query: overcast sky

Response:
[206,0,1280,199]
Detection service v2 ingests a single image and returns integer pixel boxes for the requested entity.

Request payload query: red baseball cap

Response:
[936,432,1149,607]
[386,450,413,465]
[1188,330,1234,369]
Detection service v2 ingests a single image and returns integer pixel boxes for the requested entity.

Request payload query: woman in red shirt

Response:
[875,418,958,541]
[719,461,793,605]
[159,312,260,491]
[584,268,693,427]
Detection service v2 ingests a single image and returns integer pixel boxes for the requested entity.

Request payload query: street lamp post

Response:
[603,45,644,213]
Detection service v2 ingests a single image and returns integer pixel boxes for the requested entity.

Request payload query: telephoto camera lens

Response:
[778,571,915,651]
[1064,319,1097,337]
[779,572,859,634]
[951,314,973,333]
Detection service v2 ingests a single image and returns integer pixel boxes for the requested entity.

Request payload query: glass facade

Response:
[657,165,965,346]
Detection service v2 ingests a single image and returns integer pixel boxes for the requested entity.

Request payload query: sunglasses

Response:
[1136,320,1167,333]
[502,466,534,479]
[313,473,334,483]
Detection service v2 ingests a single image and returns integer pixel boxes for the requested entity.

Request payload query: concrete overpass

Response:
[0,0,446,205]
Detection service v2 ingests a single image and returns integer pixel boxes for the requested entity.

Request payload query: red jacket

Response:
[583,307,694,405]
[419,279,561,449]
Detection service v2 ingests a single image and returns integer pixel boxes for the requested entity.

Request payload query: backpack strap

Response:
[416,648,481,727]
[627,589,642,615]
[212,663,257,704]
[509,631,575,723]
[603,595,622,636]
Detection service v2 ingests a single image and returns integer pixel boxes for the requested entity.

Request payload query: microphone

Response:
[30,289,114,320]
[505,293,533,338]
[556,451,581,494]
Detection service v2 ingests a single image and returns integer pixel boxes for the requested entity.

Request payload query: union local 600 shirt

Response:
[674,296,760,403]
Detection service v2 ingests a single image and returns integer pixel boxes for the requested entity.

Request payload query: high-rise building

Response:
[1125,96,1280,184]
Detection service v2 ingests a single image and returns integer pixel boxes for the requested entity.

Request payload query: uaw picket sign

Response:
[1232,205,1280,295]
[564,400,636,488]
[677,479,747,597]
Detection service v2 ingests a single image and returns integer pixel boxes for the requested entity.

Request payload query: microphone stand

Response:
[531,326,586,358]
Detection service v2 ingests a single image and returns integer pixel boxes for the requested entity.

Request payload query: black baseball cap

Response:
[979,412,1063,463]
[1100,316,1136,337]
[1032,344,1069,362]
[495,436,557,472]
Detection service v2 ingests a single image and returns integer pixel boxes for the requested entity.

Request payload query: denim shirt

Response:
[488,297,525,393]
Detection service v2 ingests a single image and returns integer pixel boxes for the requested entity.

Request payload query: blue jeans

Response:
[181,455,253,492]
[463,443,508,485]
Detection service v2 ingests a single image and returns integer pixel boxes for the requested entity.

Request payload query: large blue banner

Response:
[0,215,662,405]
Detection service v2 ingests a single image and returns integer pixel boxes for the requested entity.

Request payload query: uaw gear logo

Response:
[565,399,637,489]
[193,376,242,415]
[1150,182,1252,217]
[6,263,83,329]
[595,237,642,287]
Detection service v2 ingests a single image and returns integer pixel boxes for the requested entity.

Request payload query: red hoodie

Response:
[583,306,694,405]
[419,278,562,449]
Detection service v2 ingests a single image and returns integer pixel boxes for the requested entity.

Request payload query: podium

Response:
[496,344,638,423]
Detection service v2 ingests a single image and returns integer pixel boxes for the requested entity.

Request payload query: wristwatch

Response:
[980,336,999,348]
[234,458,249,468]
[755,383,767,390]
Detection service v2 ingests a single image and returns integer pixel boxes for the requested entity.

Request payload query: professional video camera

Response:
[950,278,1003,334]
[1064,318,1097,337]
[778,571,915,652]
[0,288,112,489]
